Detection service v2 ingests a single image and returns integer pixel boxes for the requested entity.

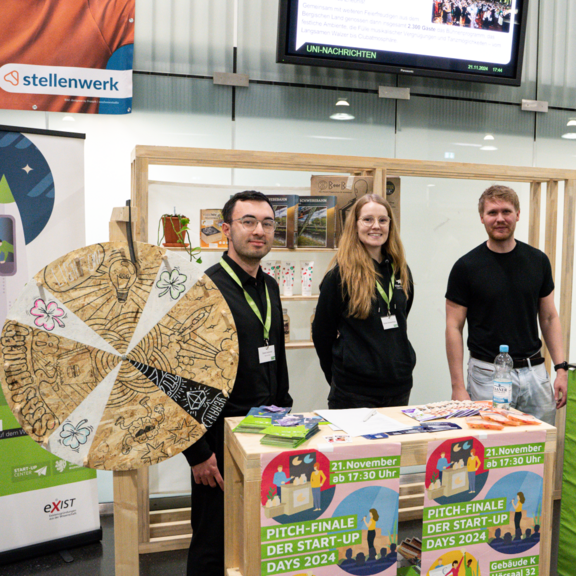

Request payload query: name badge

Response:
[381,315,399,330]
[258,345,276,364]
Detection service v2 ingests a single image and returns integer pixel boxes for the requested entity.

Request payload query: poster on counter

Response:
[0,0,134,114]
[421,431,545,576]
[260,444,401,576]
[0,126,100,560]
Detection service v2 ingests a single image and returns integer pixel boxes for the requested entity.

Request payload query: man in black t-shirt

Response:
[183,191,292,576]
[445,185,567,424]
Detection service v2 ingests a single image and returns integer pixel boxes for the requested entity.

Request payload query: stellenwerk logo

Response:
[0,63,132,98]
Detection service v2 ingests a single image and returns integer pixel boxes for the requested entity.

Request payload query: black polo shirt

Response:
[183,253,291,466]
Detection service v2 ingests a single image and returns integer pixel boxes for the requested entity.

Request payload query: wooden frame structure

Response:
[111,146,576,575]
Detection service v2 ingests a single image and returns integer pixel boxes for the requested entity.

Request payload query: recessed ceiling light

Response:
[336,98,349,106]
[480,146,498,151]
[562,133,576,139]
[330,113,355,121]
[484,134,495,140]
[567,118,576,127]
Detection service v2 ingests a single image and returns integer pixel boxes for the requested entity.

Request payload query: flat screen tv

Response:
[277,0,529,86]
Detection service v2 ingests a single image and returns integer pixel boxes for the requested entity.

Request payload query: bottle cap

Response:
[500,345,509,353]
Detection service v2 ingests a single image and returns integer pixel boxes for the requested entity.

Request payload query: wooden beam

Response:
[131,157,149,242]
[131,146,576,182]
[544,181,559,277]
[137,467,150,547]
[528,181,541,249]
[543,181,559,373]
[113,470,140,576]
[555,179,576,493]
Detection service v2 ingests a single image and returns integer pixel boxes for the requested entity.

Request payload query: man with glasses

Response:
[184,190,292,576]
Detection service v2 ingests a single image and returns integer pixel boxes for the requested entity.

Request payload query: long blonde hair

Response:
[329,194,410,319]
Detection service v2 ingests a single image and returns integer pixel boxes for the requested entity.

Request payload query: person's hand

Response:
[554,370,568,409]
[451,386,471,401]
[192,453,224,490]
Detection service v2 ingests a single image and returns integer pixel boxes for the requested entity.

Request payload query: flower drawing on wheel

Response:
[30,298,66,331]
[156,268,188,300]
[60,419,93,452]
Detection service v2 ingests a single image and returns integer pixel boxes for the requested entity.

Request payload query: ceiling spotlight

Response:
[484,134,494,140]
[330,113,355,121]
[562,133,576,140]
[480,146,498,151]
[336,98,350,106]
[567,118,576,127]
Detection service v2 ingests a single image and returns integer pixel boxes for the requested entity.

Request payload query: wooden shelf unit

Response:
[109,146,576,576]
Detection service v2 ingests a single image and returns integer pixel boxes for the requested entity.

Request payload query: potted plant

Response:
[158,214,202,263]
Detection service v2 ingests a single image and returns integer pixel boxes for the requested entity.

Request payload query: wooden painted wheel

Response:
[0,242,238,471]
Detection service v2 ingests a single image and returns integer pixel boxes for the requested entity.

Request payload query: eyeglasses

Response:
[358,216,390,227]
[230,217,277,232]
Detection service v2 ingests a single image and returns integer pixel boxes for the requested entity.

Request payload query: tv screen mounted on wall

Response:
[277,0,529,86]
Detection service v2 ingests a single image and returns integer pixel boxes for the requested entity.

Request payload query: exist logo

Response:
[4,70,18,86]
[44,498,77,514]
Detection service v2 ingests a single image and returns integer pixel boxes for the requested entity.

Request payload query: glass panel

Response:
[535,108,576,169]
[396,96,535,164]
[537,0,576,109]
[134,0,233,75]
[44,77,232,244]
[235,83,396,186]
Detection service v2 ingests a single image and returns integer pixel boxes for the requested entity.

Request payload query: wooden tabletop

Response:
[224,407,557,482]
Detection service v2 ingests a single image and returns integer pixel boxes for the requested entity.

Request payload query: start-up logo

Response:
[0,64,132,99]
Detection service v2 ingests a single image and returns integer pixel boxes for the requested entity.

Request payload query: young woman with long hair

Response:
[312,194,416,408]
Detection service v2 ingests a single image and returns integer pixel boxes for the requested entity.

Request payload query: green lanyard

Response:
[375,265,395,316]
[220,258,272,343]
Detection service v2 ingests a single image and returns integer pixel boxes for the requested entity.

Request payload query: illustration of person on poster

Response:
[422,430,546,576]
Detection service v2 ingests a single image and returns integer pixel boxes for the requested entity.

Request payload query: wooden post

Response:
[555,179,576,495]
[110,207,142,575]
[528,181,541,249]
[373,168,387,197]
[113,470,140,576]
[224,443,242,574]
[543,181,559,372]
[137,467,151,546]
[539,451,556,576]
[131,156,149,242]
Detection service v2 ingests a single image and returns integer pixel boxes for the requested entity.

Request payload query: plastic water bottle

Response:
[493,345,513,410]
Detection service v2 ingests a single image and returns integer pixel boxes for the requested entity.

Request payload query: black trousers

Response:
[328,383,411,410]
[187,419,225,576]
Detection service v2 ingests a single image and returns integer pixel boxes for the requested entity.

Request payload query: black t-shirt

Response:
[445,241,554,360]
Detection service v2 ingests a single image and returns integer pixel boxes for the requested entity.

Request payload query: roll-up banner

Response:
[0,0,135,114]
[0,126,100,563]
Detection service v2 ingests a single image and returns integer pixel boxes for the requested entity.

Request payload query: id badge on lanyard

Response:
[377,266,399,331]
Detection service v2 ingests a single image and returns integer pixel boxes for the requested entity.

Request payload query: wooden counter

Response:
[223,408,557,576]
